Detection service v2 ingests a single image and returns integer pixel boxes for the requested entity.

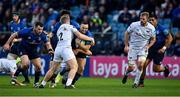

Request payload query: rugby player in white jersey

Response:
[0,58,17,77]
[39,14,94,89]
[122,12,156,88]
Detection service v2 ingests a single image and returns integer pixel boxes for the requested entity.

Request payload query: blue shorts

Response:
[10,42,20,55]
[147,48,165,65]
[18,45,40,60]
[76,52,87,58]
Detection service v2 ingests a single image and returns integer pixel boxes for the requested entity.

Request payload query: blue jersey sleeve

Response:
[18,28,31,38]
[70,20,80,30]
[52,22,61,35]
[86,31,94,38]
[162,27,169,36]
[42,32,49,43]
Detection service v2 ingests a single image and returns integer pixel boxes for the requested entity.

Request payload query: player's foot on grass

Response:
[62,79,66,85]
[132,83,138,88]
[64,85,75,89]
[39,84,45,88]
[138,83,144,87]
[49,82,57,88]
[122,75,128,84]
[22,80,30,84]
[164,65,170,77]
[33,83,39,88]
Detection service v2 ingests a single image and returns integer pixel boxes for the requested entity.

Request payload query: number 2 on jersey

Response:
[59,32,63,40]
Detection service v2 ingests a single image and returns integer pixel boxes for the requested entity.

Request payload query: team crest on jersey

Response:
[28,36,31,39]
[156,30,160,34]
[64,27,67,31]
[38,37,41,41]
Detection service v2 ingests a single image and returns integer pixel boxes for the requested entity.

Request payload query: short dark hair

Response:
[149,12,158,19]
[60,14,70,23]
[12,12,20,16]
[60,9,70,17]
[35,22,43,27]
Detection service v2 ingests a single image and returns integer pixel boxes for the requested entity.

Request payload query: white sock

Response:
[134,69,142,84]
[41,80,47,86]
[66,79,73,86]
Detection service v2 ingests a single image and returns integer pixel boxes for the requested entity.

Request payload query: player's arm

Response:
[76,39,91,50]
[147,36,156,49]
[158,31,173,53]
[164,33,173,48]
[72,28,94,45]
[45,39,54,55]
[124,31,129,53]
[3,32,18,50]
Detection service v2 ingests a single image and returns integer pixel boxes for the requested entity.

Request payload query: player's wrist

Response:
[162,46,167,50]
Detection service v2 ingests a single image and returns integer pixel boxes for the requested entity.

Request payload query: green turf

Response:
[0,76,180,96]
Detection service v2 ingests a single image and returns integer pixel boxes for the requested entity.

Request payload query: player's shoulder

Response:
[130,21,140,27]
[147,22,155,29]
[10,21,14,25]
[157,24,167,30]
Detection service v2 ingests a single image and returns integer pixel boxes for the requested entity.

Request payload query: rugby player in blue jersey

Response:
[139,13,173,87]
[8,12,30,84]
[3,22,53,88]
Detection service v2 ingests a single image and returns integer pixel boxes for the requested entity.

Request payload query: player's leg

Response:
[71,58,86,85]
[39,61,60,88]
[122,49,136,84]
[31,58,42,87]
[65,58,78,88]
[133,55,146,88]
[10,45,30,84]
[138,58,151,87]
[12,55,30,84]
[153,53,170,77]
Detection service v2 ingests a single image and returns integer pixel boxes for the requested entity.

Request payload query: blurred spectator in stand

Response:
[173,32,180,56]
[163,3,173,18]
[171,5,180,28]
[130,10,139,22]
[90,12,102,32]
[118,6,132,25]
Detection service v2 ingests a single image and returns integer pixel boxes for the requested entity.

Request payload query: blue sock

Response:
[71,73,81,85]
[14,67,22,77]
[22,69,30,82]
[34,71,41,84]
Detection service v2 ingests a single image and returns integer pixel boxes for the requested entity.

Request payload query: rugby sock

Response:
[66,79,73,86]
[34,71,41,84]
[22,69,30,82]
[125,70,131,76]
[41,80,47,86]
[14,67,23,77]
[134,69,142,84]
[139,78,144,84]
[71,73,81,85]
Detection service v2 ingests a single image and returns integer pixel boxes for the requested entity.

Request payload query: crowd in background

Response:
[0,0,179,56]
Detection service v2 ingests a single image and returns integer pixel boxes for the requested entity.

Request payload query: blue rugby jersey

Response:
[151,24,169,49]
[10,19,26,33]
[17,27,48,49]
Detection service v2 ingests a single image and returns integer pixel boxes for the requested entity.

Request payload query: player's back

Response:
[0,59,17,73]
[56,24,77,47]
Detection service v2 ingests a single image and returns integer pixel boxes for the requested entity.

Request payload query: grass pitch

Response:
[0,76,180,96]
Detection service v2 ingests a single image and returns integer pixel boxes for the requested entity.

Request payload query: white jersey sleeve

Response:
[126,23,135,33]
[70,26,78,34]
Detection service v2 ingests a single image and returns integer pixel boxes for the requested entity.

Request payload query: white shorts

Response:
[53,46,75,62]
[128,48,148,61]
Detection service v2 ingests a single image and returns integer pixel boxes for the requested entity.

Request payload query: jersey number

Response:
[59,32,63,40]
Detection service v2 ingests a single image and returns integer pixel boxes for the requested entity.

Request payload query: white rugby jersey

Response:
[126,21,156,50]
[56,24,78,47]
[0,59,17,73]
